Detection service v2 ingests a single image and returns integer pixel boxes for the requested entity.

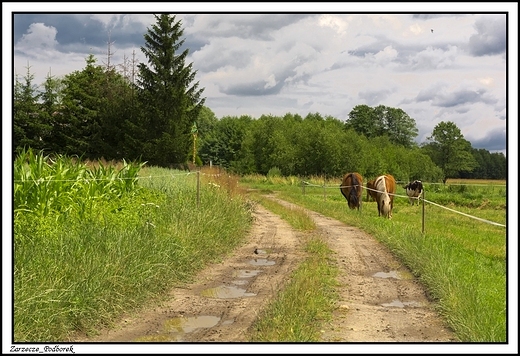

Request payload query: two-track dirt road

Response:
[74,195,456,350]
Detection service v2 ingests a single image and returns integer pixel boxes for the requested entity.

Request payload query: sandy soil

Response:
[73,194,457,349]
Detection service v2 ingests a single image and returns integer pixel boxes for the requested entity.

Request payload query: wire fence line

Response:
[303,181,506,229]
[14,170,233,211]
[14,171,506,229]
[422,198,506,227]
[13,170,226,184]
[410,182,506,187]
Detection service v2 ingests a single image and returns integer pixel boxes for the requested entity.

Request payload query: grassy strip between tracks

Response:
[247,194,339,342]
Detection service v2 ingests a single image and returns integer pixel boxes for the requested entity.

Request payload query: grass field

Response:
[13,151,509,342]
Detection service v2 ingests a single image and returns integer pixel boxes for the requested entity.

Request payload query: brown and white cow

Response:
[404,180,423,206]
[374,174,396,218]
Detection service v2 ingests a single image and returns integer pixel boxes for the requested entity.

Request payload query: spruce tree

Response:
[39,73,64,153]
[136,14,205,167]
[13,65,46,157]
[58,54,106,157]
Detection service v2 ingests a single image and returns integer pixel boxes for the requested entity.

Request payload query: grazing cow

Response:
[366,179,378,202]
[374,174,397,218]
[340,172,363,211]
[405,180,423,206]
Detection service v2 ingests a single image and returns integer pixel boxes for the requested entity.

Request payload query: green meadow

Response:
[13,151,508,342]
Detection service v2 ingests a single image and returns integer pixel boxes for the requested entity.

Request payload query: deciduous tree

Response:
[421,121,478,182]
[345,104,418,148]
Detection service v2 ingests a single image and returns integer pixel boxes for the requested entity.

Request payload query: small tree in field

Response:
[421,121,477,182]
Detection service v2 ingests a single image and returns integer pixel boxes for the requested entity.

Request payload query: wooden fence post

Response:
[196,170,200,208]
[422,189,425,234]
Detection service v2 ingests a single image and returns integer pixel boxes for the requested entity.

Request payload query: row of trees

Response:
[13,15,506,181]
[195,111,506,181]
[198,111,441,180]
[14,14,204,167]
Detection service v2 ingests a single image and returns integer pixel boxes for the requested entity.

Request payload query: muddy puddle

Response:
[201,285,257,298]
[381,299,423,308]
[248,258,276,266]
[135,315,221,342]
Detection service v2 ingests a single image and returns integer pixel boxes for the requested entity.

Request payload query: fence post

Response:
[196,170,201,208]
[422,189,425,234]
[302,181,305,195]
[360,184,363,213]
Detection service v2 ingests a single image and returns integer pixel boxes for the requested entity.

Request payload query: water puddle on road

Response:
[231,279,249,285]
[164,315,220,333]
[201,285,257,298]
[248,258,276,266]
[232,269,262,278]
[134,315,220,342]
[381,299,423,308]
[373,270,414,279]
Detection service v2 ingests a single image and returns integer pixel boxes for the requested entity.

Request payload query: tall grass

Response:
[13,152,253,342]
[239,175,508,342]
[14,148,143,221]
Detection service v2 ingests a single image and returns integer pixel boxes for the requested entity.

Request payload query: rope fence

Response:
[14,171,506,231]
[302,180,506,231]
[13,170,227,184]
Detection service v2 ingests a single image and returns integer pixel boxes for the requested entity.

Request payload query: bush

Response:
[267,167,282,177]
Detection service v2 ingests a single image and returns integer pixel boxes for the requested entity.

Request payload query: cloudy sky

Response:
[5,3,517,157]
[2,4,518,353]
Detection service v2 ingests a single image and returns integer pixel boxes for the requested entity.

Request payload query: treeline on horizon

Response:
[13,14,506,183]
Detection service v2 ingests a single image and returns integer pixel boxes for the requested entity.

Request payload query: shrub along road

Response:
[74,195,457,347]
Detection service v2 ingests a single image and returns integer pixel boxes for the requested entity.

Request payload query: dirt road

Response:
[75,195,457,347]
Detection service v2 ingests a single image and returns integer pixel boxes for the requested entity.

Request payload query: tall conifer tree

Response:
[59,54,105,157]
[13,65,46,157]
[137,14,205,167]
